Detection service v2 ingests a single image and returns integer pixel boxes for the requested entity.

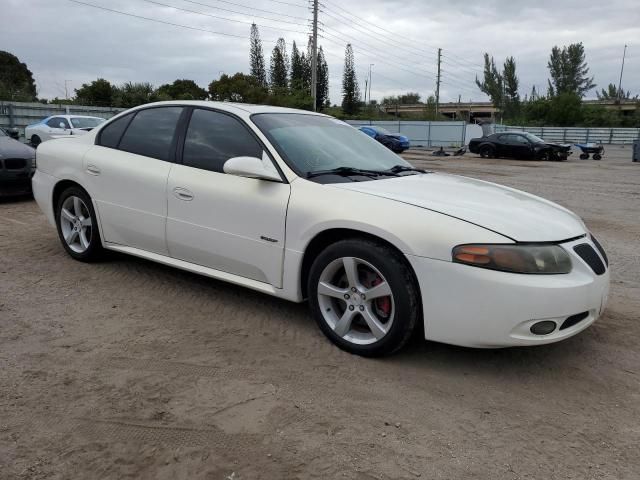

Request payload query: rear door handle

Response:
[173,187,194,201]
[86,164,101,175]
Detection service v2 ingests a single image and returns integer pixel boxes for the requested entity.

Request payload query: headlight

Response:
[452,244,572,274]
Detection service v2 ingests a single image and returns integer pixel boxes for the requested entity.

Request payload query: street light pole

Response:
[617,44,628,103]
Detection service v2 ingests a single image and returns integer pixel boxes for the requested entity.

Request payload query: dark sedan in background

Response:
[0,128,36,196]
[359,126,411,153]
[469,132,572,161]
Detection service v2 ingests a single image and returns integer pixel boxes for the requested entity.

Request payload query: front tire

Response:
[31,135,41,148]
[307,239,419,357]
[55,186,103,262]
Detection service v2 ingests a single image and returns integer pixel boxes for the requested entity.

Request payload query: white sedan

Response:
[25,115,105,147]
[32,101,610,356]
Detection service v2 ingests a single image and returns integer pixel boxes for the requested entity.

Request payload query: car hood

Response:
[331,173,586,242]
[0,136,35,158]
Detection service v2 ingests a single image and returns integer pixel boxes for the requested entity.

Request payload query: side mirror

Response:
[59,122,67,129]
[223,151,281,181]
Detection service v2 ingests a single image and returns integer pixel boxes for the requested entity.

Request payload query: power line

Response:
[66,0,283,43]
[321,0,489,75]
[320,30,438,82]
[183,0,309,22]
[139,0,308,33]
[321,8,436,63]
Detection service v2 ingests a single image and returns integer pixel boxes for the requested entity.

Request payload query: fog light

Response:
[530,321,557,335]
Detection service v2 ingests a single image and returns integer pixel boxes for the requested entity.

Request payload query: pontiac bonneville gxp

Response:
[32,101,609,356]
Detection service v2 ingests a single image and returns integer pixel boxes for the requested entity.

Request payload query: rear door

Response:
[82,106,184,255]
[166,108,290,287]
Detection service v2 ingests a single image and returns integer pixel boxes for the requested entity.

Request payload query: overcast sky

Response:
[2,0,639,105]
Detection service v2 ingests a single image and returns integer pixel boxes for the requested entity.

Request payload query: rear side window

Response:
[118,107,183,161]
[98,113,133,148]
[182,109,263,173]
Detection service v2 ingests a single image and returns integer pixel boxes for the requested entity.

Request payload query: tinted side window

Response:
[183,109,263,173]
[119,107,183,161]
[98,113,133,148]
[47,117,70,129]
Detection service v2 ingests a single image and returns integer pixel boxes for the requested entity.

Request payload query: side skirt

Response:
[104,243,283,298]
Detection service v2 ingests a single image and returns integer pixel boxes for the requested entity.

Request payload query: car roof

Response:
[124,100,327,117]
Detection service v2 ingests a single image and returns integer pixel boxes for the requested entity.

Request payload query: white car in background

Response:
[32,101,610,357]
[25,115,106,147]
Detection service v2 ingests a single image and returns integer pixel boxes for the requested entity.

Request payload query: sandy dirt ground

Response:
[1,145,639,479]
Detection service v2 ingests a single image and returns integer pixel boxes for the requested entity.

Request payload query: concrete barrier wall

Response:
[0,102,124,140]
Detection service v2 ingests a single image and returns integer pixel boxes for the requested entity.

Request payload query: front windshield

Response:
[70,117,105,128]
[524,133,545,143]
[251,113,410,177]
[373,126,391,135]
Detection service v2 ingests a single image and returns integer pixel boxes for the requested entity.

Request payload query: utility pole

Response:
[364,78,368,104]
[368,63,374,105]
[64,80,72,100]
[435,48,441,117]
[617,44,628,104]
[310,0,319,111]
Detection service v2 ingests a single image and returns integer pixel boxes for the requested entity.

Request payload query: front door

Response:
[166,108,290,287]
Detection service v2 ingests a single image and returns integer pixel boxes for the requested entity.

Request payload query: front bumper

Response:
[407,237,610,348]
[0,170,34,196]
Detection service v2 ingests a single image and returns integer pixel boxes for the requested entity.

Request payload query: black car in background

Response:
[469,132,572,161]
[0,128,36,196]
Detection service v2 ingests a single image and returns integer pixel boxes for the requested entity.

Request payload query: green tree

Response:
[503,56,520,118]
[475,53,503,109]
[113,82,159,108]
[547,42,595,97]
[208,73,268,103]
[249,24,268,88]
[316,46,329,110]
[290,41,306,92]
[270,38,289,93]
[596,83,637,101]
[381,92,421,105]
[341,44,360,115]
[0,51,37,101]
[74,78,116,106]
[156,79,207,100]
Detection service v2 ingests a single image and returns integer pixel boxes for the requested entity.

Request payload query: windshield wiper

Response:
[387,165,428,174]
[306,166,400,179]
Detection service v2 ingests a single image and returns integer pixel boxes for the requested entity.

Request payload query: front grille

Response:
[560,311,590,330]
[3,158,27,170]
[574,244,606,275]
[590,234,608,266]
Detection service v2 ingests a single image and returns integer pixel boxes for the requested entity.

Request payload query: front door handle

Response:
[86,164,101,175]
[173,187,194,201]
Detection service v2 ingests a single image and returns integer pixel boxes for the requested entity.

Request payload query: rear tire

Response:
[307,238,419,357]
[579,153,589,160]
[479,145,495,158]
[55,186,103,262]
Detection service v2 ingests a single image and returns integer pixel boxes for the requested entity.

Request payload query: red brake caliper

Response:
[371,277,391,318]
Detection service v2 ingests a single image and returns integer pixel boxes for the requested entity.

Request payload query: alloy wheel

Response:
[317,256,395,345]
[60,196,93,253]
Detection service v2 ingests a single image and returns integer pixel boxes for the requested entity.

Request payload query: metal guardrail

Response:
[0,101,124,140]
[494,125,640,145]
